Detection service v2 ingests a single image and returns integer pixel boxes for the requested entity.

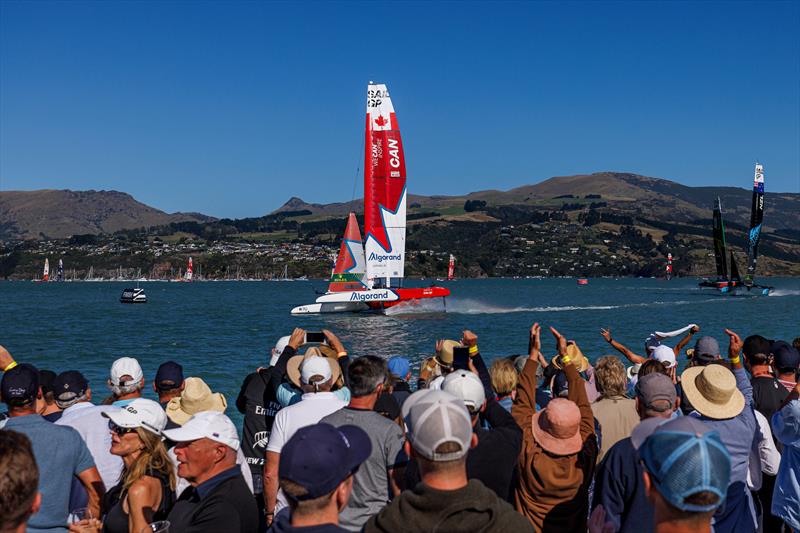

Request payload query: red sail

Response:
[328,213,367,292]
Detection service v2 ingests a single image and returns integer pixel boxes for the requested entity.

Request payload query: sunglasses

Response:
[108,420,138,436]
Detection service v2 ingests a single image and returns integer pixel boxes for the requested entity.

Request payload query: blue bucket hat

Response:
[639,417,731,512]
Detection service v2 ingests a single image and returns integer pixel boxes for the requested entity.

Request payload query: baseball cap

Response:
[635,372,677,412]
[651,345,676,369]
[280,423,372,500]
[442,370,486,413]
[402,389,473,461]
[1,363,39,403]
[639,417,731,512]
[692,336,720,360]
[374,392,401,421]
[38,370,57,396]
[103,398,168,436]
[162,411,240,450]
[154,361,184,391]
[301,356,333,384]
[53,371,89,403]
[270,336,291,367]
[109,357,144,386]
[743,335,772,359]
[772,341,800,372]
[387,357,411,379]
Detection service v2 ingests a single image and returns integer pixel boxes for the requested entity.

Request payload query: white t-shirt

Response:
[266,391,347,512]
[56,402,124,490]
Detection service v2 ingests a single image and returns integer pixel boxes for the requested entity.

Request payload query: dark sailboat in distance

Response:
[699,164,772,295]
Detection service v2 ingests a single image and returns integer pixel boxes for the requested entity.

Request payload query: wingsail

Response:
[712,197,728,279]
[745,163,764,287]
[363,83,407,288]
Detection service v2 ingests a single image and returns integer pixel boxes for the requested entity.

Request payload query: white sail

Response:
[43,258,49,277]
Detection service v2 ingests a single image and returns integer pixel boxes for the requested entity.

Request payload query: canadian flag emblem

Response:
[374,115,388,127]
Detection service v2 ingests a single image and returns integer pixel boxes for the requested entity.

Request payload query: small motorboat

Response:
[120,287,147,304]
[577,278,589,285]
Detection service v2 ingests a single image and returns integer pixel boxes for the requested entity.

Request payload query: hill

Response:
[0,190,215,240]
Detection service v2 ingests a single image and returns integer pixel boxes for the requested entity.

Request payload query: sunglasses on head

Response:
[108,420,138,436]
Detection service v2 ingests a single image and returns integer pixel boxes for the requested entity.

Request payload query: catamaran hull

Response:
[699,279,771,295]
[291,287,451,314]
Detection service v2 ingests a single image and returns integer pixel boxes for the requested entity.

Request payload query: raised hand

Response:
[724,328,743,359]
[691,325,700,333]
[0,344,14,370]
[287,327,306,350]
[461,330,478,348]
[550,326,568,356]
[322,329,345,353]
[600,328,612,343]
[529,323,542,355]
[435,339,444,355]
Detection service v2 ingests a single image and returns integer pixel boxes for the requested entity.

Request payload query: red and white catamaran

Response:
[291,83,450,314]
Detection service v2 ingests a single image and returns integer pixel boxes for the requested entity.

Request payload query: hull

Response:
[293,286,451,314]
[291,302,368,315]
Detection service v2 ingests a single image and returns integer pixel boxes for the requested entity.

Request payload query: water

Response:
[2,278,798,428]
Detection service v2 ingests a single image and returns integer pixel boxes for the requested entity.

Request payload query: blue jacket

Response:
[772,399,800,530]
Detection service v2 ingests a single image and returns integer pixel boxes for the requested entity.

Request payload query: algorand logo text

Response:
[368,252,402,263]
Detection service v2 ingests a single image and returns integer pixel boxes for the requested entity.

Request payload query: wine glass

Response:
[68,507,93,524]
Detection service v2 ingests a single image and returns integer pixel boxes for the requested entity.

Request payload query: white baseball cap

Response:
[162,411,240,451]
[270,336,291,367]
[402,389,473,461]
[102,398,167,436]
[110,357,144,386]
[443,370,486,413]
[651,345,676,369]
[300,356,332,384]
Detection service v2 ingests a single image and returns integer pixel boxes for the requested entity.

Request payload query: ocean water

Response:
[2,277,798,428]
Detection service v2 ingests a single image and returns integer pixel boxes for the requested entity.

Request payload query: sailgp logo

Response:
[368,252,402,262]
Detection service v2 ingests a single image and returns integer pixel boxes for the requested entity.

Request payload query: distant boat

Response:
[56,259,64,282]
[665,253,673,281]
[447,254,456,281]
[120,287,147,304]
[699,164,772,295]
[577,278,589,285]
[184,257,193,282]
[271,264,294,282]
[42,258,49,282]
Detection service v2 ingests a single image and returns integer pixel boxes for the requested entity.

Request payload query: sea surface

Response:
[2,277,798,428]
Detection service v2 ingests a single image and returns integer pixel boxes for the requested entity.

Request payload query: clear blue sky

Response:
[1,1,798,218]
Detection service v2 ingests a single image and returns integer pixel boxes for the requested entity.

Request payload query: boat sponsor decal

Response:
[348,289,397,302]
[368,252,402,262]
[749,223,762,247]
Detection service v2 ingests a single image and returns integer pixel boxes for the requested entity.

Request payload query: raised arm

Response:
[554,327,594,440]
[512,323,541,429]
[462,330,493,401]
[323,329,350,386]
[601,328,647,365]
[673,325,699,356]
[267,328,304,395]
[725,328,753,405]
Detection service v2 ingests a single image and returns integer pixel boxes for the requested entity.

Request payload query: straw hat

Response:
[436,340,461,367]
[551,343,590,372]
[680,364,745,420]
[531,398,583,455]
[165,377,227,425]
[286,346,342,388]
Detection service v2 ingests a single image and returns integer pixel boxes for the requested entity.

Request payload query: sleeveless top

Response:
[102,470,175,533]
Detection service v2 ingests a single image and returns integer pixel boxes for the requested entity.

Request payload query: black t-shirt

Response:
[751,375,790,422]
[236,369,282,475]
[102,471,174,533]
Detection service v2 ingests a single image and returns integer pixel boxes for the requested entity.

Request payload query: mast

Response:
[729,251,741,283]
[745,163,765,286]
[328,212,367,292]
[364,82,407,289]
[711,197,728,280]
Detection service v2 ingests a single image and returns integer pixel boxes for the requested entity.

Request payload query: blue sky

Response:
[1,1,798,218]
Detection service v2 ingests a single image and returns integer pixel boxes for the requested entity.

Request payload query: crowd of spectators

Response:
[1,324,799,533]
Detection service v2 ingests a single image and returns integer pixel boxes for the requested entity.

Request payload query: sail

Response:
[185,257,193,281]
[363,83,406,288]
[729,251,741,282]
[665,253,673,280]
[57,259,64,282]
[328,213,367,292]
[712,198,728,279]
[447,254,455,281]
[745,163,765,286]
[43,258,49,281]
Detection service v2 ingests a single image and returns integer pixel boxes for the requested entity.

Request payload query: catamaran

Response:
[448,254,456,281]
[56,259,64,282]
[291,83,450,314]
[699,163,772,295]
[665,253,673,281]
[41,258,50,282]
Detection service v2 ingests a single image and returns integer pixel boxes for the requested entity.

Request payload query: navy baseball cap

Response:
[53,371,89,402]
[279,423,371,500]
[38,370,57,395]
[772,341,800,372]
[387,357,410,379]
[1,363,39,403]
[155,361,184,391]
[639,417,731,512]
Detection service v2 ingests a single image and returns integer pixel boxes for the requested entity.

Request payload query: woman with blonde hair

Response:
[69,398,175,533]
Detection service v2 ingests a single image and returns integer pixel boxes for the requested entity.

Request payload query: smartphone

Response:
[304,331,326,344]
[452,346,470,370]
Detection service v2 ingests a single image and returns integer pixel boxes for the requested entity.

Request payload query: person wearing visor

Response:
[69,398,176,533]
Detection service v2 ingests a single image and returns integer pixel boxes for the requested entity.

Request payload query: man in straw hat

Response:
[513,323,598,532]
[417,339,459,389]
[364,389,531,532]
[264,346,347,526]
[680,328,758,533]
[165,377,227,426]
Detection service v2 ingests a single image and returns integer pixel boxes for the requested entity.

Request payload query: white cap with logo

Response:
[270,336,291,367]
[442,370,486,413]
[162,411,240,451]
[300,356,332,384]
[651,345,676,369]
[110,357,144,386]
[102,398,167,436]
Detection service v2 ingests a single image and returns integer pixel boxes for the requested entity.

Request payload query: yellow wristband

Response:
[3,361,18,372]
[561,355,572,364]
[730,356,740,365]
[468,346,478,355]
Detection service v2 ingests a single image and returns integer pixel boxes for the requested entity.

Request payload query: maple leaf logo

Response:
[374,115,388,127]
